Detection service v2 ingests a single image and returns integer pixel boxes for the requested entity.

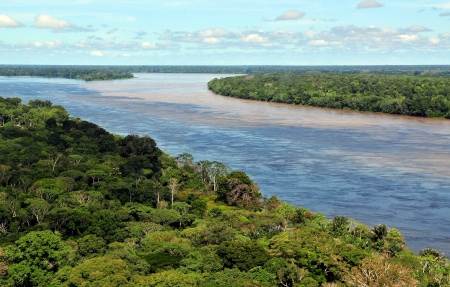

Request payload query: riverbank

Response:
[0,95,448,286]
[2,73,450,254]
[208,73,450,119]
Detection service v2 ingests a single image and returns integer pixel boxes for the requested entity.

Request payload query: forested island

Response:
[0,97,449,286]
[208,73,450,119]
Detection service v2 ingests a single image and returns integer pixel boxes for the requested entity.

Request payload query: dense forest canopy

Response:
[0,97,449,286]
[208,73,450,119]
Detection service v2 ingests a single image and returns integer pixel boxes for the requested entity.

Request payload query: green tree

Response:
[57,256,136,287]
[77,234,107,257]
[31,178,66,203]
[25,198,51,224]
[138,270,199,287]
[180,245,224,273]
[217,240,271,271]
[264,257,307,287]
[2,230,72,287]
[200,268,263,287]
[217,170,262,210]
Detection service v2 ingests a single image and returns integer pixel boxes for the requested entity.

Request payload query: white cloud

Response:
[406,25,432,32]
[34,14,73,29]
[357,0,384,9]
[435,2,450,9]
[301,24,445,52]
[203,38,221,44]
[141,42,156,48]
[305,30,317,38]
[135,31,147,39]
[429,37,440,44]
[46,40,62,48]
[308,39,328,46]
[119,41,138,48]
[90,51,104,56]
[74,39,115,49]
[397,34,419,42]
[16,22,442,61]
[271,30,296,39]
[160,28,235,45]
[33,14,93,32]
[242,34,268,43]
[76,40,88,47]
[15,40,63,49]
[0,15,23,28]
[275,10,305,21]
[198,28,230,38]
[155,24,448,53]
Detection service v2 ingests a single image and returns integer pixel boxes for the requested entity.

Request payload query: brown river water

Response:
[2,73,450,254]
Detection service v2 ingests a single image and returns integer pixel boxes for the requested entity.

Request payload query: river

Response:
[1,73,450,254]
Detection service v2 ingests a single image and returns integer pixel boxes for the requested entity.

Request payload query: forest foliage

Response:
[0,66,134,81]
[208,73,450,118]
[115,64,450,76]
[2,64,450,81]
[0,97,449,286]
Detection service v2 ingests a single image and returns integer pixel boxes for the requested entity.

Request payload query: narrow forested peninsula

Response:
[0,65,134,81]
[0,97,449,286]
[208,73,450,119]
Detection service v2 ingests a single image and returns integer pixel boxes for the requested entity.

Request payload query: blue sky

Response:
[1,0,450,65]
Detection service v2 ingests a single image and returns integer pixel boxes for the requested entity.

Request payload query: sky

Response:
[1,0,450,65]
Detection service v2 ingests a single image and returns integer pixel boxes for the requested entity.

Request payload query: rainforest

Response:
[0,94,449,286]
[208,73,450,118]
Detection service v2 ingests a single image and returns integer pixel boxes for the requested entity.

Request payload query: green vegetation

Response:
[115,64,450,76]
[0,96,449,286]
[2,65,450,82]
[208,73,450,118]
[0,66,134,81]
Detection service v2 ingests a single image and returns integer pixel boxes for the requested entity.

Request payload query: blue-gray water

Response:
[1,74,450,254]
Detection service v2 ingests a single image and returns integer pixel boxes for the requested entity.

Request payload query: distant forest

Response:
[208,72,450,119]
[0,65,134,81]
[2,64,450,79]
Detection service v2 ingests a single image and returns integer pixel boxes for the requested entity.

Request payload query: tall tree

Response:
[3,231,72,287]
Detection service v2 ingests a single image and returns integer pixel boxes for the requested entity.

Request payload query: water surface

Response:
[1,74,450,254]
